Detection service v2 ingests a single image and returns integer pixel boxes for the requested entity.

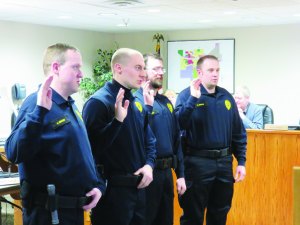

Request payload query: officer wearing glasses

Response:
[134,53,186,225]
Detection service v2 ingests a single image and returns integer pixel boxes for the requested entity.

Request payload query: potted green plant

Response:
[80,47,116,99]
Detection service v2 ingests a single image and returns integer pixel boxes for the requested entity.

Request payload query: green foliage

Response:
[80,48,115,99]
[80,77,100,99]
[93,49,114,77]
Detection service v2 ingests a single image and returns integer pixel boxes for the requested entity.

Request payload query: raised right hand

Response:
[142,81,154,106]
[37,75,53,110]
[190,78,202,98]
[114,88,130,122]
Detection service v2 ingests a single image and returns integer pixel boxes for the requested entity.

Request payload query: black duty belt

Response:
[32,193,92,209]
[108,174,142,187]
[155,156,174,170]
[185,147,231,159]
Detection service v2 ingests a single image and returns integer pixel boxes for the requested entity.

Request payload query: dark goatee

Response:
[151,81,162,89]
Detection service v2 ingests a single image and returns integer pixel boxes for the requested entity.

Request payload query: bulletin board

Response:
[167,39,235,93]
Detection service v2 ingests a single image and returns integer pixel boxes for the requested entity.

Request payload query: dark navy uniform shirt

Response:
[175,84,247,166]
[135,88,184,178]
[5,89,105,196]
[82,80,156,176]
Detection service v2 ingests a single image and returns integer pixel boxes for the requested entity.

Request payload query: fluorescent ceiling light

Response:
[223,11,237,15]
[148,9,160,13]
[58,15,72,19]
[197,19,213,23]
[99,13,117,16]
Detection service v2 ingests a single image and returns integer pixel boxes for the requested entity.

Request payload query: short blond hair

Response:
[111,48,142,71]
[43,43,78,75]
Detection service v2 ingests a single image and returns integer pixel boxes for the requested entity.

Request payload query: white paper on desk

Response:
[0,177,20,186]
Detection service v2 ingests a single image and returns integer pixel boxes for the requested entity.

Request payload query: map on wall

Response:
[167,39,235,93]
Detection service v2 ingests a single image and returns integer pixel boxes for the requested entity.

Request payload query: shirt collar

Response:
[51,88,74,106]
[200,84,225,98]
[111,79,134,100]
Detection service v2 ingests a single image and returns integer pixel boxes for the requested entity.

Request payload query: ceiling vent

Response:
[108,0,143,7]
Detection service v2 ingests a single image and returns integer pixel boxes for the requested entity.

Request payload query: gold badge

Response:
[167,103,173,113]
[135,101,143,113]
[225,100,231,110]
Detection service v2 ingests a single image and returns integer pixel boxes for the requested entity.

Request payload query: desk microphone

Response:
[47,184,59,224]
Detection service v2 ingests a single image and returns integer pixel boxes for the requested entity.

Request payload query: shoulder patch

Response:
[134,101,143,113]
[225,100,231,110]
[167,103,173,113]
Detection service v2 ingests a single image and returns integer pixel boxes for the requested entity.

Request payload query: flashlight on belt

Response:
[47,184,59,224]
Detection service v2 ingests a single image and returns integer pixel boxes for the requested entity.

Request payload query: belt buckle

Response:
[162,158,168,169]
[223,148,229,157]
[161,158,172,169]
[78,196,92,207]
[210,150,221,158]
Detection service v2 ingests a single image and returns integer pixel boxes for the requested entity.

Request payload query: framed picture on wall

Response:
[167,39,235,93]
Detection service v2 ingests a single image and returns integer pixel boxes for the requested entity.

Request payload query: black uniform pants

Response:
[23,207,84,225]
[91,185,146,225]
[146,168,174,225]
[179,155,234,225]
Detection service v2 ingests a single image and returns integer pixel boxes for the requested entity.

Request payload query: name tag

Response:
[196,103,205,107]
[51,116,70,129]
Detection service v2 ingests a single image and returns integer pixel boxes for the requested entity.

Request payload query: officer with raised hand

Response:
[5,43,104,225]
[134,53,186,225]
[175,55,247,225]
[83,48,156,225]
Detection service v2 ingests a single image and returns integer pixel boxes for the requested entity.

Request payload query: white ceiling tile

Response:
[0,0,300,32]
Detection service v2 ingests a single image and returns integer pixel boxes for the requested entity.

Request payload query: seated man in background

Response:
[234,85,263,129]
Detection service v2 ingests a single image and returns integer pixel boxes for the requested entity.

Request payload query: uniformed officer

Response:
[5,43,104,225]
[134,53,186,225]
[175,55,247,225]
[82,48,156,225]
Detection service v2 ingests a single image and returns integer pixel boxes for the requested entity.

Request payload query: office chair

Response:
[257,104,274,127]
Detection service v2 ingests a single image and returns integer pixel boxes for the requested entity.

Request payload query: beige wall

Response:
[0,21,113,137]
[0,21,299,138]
[114,24,300,125]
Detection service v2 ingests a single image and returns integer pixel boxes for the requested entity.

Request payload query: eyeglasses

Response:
[150,67,166,74]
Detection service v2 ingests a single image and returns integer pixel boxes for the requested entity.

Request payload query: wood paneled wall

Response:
[294,167,300,225]
[3,129,300,225]
[174,130,300,225]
